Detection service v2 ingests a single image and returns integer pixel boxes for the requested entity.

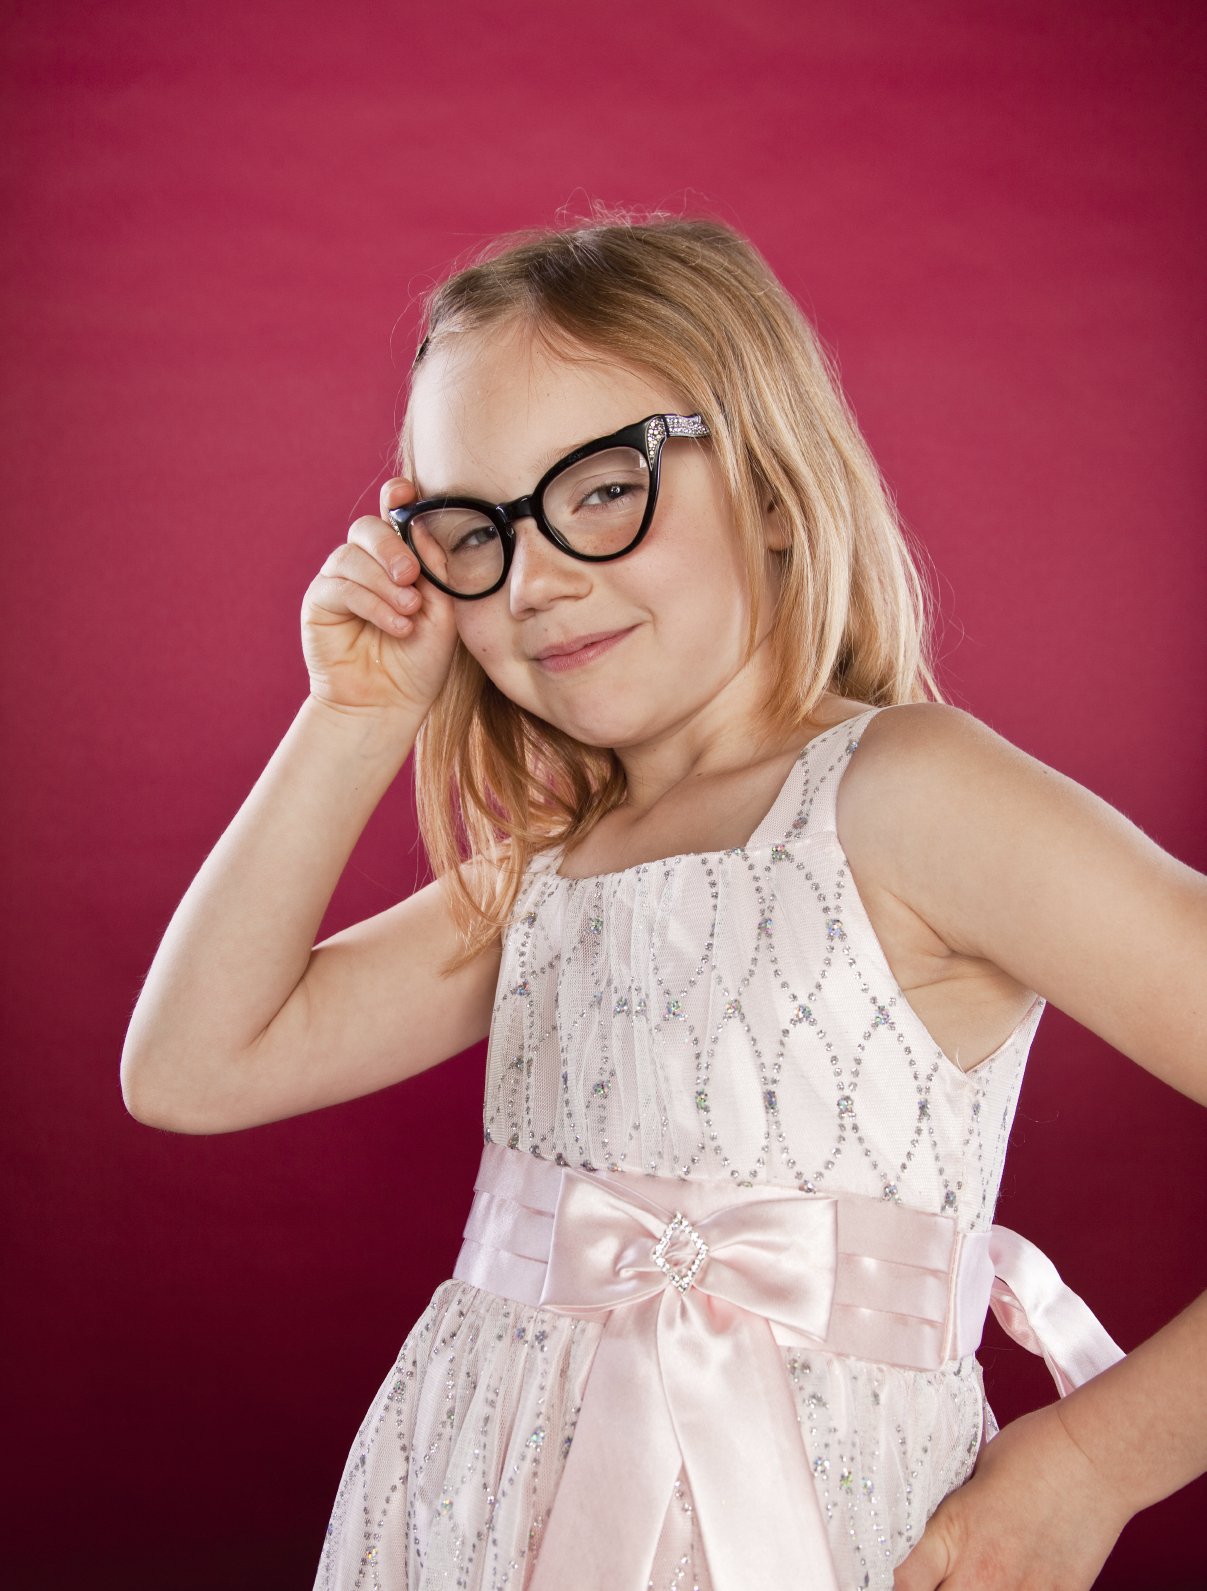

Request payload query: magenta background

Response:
[2,2,1205,1586]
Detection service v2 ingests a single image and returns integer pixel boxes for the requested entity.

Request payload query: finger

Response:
[379,475,417,518]
[316,543,420,620]
[306,570,416,637]
[375,477,421,584]
[893,1526,952,1591]
[345,513,421,589]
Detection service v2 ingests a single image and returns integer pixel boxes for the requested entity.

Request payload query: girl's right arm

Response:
[120,480,500,1135]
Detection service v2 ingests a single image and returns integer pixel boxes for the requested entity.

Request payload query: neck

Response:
[611,633,794,818]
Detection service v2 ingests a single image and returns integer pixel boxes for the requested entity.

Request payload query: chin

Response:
[550,720,632,751]
[537,703,650,751]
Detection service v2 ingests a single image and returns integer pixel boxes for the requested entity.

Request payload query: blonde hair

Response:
[400,215,939,958]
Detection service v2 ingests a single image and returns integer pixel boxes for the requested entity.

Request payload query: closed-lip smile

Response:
[533,628,636,672]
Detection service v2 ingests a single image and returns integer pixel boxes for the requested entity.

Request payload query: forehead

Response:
[407,324,684,496]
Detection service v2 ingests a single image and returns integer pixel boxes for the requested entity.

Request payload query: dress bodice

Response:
[485,709,1042,1232]
[319,710,1050,1591]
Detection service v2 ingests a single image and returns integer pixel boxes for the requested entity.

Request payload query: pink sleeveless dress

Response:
[315,710,1056,1591]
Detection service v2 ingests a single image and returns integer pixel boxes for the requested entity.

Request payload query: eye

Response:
[544,445,650,539]
[579,480,640,509]
[450,523,499,554]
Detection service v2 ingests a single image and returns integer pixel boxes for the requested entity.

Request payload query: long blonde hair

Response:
[400,215,939,958]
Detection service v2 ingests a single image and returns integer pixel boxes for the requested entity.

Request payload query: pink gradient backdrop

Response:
[2,2,1204,1585]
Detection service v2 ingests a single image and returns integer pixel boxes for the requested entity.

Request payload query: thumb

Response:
[894,1520,954,1590]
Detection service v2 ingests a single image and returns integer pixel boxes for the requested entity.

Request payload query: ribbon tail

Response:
[659,1292,840,1591]
[530,1297,682,1591]
[988,1226,1125,1398]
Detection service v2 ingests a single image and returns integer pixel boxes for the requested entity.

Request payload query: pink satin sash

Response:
[453,1143,1124,1591]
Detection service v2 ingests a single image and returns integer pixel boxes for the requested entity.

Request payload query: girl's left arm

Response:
[895,1292,1207,1588]
[837,703,1207,1590]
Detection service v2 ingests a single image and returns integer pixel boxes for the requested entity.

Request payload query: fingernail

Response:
[390,558,412,582]
[392,614,410,631]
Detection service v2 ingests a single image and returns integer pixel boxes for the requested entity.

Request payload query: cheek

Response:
[640,506,750,639]
[452,600,545,706]
[453,600,508,666]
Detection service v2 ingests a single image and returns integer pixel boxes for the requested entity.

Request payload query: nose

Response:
[506,516,591,616]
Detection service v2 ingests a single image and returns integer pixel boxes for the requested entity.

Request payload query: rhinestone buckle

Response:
[651,1213,709,1295]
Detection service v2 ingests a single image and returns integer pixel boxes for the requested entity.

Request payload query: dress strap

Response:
[747,706,882,851]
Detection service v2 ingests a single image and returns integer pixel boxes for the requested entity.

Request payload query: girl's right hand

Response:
[302,478,460,718]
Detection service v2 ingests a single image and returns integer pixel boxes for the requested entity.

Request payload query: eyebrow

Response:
[416,429,615,503]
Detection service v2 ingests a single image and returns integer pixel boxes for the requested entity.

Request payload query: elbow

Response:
[120,1042,181,1131]
[120,1025,267,1135]
[121,1000,174,1128]
[120,1034,217,1134]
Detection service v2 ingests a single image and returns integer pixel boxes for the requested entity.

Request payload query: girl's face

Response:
[408,324,777,755]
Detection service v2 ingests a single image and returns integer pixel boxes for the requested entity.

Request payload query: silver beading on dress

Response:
[316,712,1044,1591]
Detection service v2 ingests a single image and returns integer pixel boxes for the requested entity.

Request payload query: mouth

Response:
[533,627,637,674]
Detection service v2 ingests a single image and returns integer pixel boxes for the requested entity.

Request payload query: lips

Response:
[533,627,636,673]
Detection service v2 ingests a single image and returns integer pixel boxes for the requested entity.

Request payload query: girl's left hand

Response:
[893,1403,1127,1589]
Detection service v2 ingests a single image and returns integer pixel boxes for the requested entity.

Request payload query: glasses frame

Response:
[387,413,710,600]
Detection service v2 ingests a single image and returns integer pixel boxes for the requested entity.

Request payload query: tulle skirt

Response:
[314,1279,993,1591]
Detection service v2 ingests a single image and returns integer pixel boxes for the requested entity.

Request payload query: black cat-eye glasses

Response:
[387,413,709,599]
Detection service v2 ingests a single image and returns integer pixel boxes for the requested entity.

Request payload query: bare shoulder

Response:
[835,701,1207,1101]
[844,701,1035,792]
[836,698,1169,899]
[838,701,1089,869]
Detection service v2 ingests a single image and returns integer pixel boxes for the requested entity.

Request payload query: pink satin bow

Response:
[530,1170,843,1591]
[988,1227,1125,1398]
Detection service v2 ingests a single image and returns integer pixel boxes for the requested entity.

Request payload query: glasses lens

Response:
[407,507,504,596]
[543,447,650,555]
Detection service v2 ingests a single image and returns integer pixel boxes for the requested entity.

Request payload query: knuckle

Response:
[320,544,353,576]
[347,514,387,546]
[320,572,353,603]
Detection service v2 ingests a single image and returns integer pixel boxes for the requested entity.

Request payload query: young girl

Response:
[122,217,1207,1591]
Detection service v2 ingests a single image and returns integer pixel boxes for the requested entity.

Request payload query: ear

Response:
[763,495,791,552]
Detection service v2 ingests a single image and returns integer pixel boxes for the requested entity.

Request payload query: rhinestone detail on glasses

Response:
[665,414,709,437]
